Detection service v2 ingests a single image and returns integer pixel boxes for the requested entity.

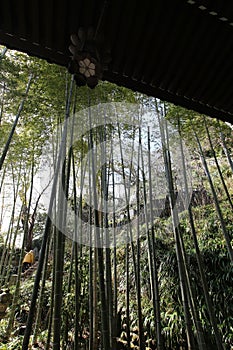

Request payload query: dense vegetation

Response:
[0,46,232,350]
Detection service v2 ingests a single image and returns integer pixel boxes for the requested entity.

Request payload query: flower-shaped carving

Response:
[79,58,95,78]
[68,28,111,89]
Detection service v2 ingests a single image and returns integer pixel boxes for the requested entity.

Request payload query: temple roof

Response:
[0,0,233,123]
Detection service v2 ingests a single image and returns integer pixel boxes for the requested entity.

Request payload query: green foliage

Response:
[166,104,233,155]
[0,46,232,349]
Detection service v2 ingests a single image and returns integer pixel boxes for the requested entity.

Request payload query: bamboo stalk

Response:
[136,125,145,350]
[0,164,21,287]
[204,117,233,210]
[218,122,233,173]
[178,119,224,350]
[110,134,119,349]
[157,103,196,350]
[22,77,75,350]
[33,229,53,345]
[194,131,233,263]
[0,74,33,171]
[147,126,164,350]
[88,98,110,350]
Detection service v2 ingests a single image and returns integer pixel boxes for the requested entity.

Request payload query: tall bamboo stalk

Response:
[4,208,23,285]
[0,74,33,171]
[110,135,119,349]
[5,205,30,339]
[164,111,208,350]
[178,120,224,350]
[22,77,74,350]
[165,117,206,350]
[45,228,56,350]
[101,126,114,349]
[61,114,76,349]
[204,117,233,210]
[194,131,233,263]
[135,125,145,349]
[147,126,164,350]
[33,229,53,345]
[24,159,35,251]
[0,81,6,125]
[0,165,6,196]
[117,120,138,349]
[157,104,196,350]
[53,226,65,350]
[89,100,110,350]
[53,81,74,349]
[0,164,21,287]
[71,147,81,350]
[218,122,233,173]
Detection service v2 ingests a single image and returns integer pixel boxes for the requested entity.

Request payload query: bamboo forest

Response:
[0,46,232,350]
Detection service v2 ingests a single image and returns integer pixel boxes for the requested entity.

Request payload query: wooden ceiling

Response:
[0,0,233,124]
